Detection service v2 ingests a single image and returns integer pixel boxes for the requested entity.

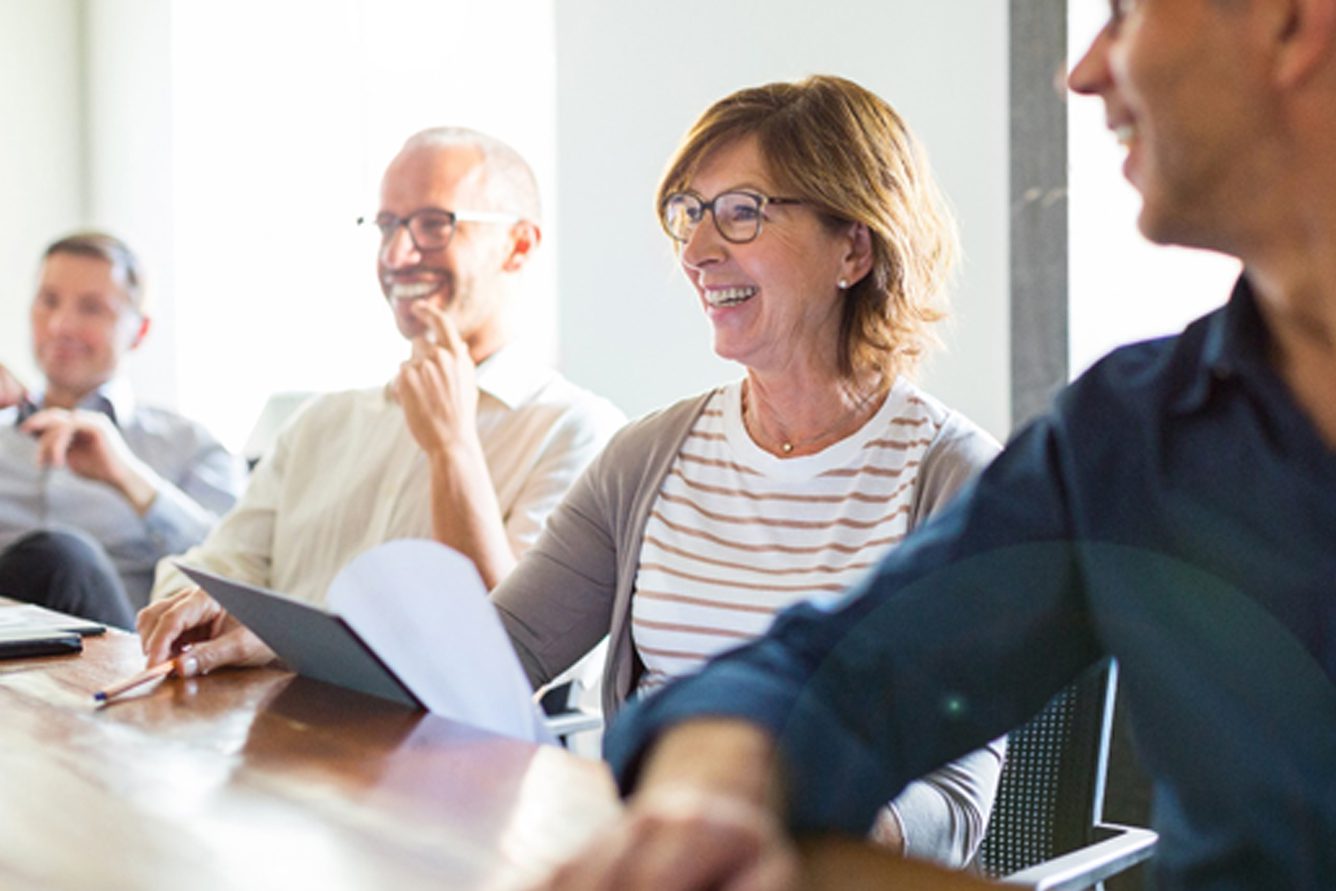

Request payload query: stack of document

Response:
[0,602,106,637]
[0,602,102,659]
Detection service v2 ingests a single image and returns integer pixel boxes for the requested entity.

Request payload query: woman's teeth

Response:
[1114,124,1137,146]
[706,286,757,307]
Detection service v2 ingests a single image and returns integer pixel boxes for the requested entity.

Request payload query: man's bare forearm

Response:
[426,443,516,590]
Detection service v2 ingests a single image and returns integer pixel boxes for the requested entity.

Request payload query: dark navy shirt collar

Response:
[1170,275,1270,416]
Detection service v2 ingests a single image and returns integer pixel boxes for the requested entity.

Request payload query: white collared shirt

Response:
[153,346,625,605]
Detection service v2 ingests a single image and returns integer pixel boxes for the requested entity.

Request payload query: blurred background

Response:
[0,0,1238,452]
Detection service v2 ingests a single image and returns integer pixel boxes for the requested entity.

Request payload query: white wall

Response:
[0,0,85,390]
[84,0,176,406]
[553,1,1012,441]
[74,0,559,451]
[6,1,1010,447]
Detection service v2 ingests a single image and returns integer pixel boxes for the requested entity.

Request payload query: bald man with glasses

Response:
[139,127,624,673]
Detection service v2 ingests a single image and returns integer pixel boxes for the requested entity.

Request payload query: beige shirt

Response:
[153,347,625,605]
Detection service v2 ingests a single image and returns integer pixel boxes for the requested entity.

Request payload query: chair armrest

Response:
[1002,823,1157,891]
[543,708,603,742]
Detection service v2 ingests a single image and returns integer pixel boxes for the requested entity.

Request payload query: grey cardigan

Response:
[494,386,1001,715]
[492,386,1005,865]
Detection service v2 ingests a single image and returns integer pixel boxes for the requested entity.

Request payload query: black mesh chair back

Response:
[972,659,1155,891]
[976,660,1115,876]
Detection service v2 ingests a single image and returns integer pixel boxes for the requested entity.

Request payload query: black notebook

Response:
[0,628,82,659]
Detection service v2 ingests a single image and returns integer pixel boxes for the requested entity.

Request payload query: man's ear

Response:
[1274,0,1336,88]
[128,315,151,352]
[501,220,543,273]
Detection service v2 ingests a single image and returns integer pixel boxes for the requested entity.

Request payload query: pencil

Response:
[92,657,184,704]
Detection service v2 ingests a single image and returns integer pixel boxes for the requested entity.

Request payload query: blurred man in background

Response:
[0,232,244,627]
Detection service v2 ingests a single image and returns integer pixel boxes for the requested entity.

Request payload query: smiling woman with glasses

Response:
[659,190,803,244]
[489,74,1005,872]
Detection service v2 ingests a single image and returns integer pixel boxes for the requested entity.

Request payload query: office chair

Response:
[975,659,1157,891]
[539,679,603,748]
[243,391,316,469]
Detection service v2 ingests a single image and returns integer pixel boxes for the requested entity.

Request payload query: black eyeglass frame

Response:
[658,189,805,245]
[357,207,521,252]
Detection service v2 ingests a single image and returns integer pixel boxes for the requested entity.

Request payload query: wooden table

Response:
[0,628,619,891]
[0,622,1002,891]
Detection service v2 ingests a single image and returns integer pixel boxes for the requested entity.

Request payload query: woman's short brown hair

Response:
[657,75,958,381]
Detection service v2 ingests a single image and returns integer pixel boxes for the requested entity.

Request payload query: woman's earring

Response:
[838,278,850,290]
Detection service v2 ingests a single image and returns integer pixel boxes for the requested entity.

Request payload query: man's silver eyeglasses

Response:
[659,189,804,245]
[358,207,520,252]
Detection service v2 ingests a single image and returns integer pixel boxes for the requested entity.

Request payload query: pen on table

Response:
[92,653,195,704]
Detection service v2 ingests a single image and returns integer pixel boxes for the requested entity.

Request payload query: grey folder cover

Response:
[177,564,422,709]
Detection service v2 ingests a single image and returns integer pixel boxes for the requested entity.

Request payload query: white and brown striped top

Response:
[632,377,963,694]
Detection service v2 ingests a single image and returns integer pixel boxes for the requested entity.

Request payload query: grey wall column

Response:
[75,0,92,219]
[1009,0,1068,429]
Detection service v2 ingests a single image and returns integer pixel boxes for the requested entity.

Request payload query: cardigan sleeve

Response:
[491,444,625,690]
[880,407,1006,866]
[492,395,707,692]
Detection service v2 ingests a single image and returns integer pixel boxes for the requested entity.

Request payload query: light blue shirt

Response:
[0,378,245,608]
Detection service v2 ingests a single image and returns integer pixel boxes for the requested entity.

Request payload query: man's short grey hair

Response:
[402,127,542,222]
[43,231,146,312]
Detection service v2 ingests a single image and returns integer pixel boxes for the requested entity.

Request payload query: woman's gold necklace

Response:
[744,379,886,457]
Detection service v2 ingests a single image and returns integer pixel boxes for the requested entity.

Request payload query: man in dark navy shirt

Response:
[534,3,1336,890]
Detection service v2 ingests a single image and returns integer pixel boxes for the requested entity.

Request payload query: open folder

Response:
[177,539,553,744]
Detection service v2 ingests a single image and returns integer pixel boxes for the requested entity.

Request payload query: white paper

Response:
[326,539,555,745]
[0,603,104,635]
